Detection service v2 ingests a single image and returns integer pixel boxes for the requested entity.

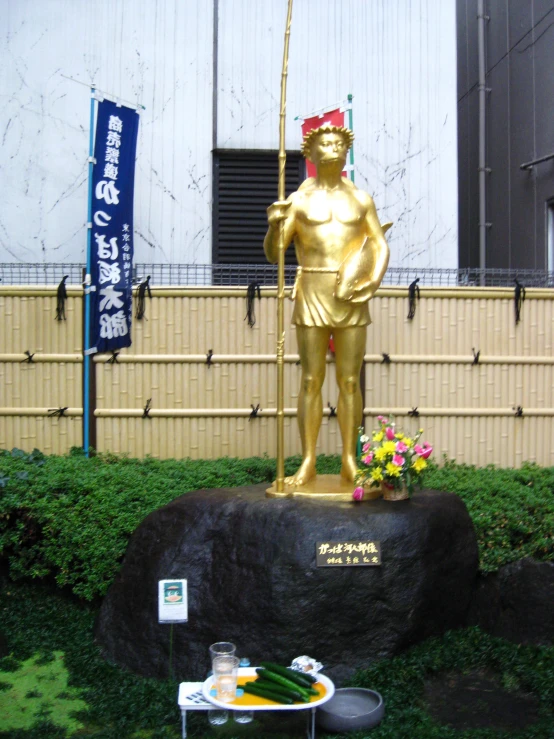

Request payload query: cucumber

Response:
[252,680,309,703]
[243,684,293,704]
[260,661,318,686]
[255,667,317,697]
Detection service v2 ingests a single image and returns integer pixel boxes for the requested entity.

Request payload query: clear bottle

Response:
[233,657,253,724]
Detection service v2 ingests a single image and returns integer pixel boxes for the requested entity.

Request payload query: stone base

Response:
[95,484,478,682]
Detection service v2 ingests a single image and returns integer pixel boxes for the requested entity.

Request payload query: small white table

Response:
[201,667,335,739]
[177,681,212,738]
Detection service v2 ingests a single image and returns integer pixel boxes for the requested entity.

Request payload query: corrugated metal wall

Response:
[457,0,554,270]
[2,286,553,467]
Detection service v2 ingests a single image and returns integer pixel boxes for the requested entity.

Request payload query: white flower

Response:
[360,435,369,443]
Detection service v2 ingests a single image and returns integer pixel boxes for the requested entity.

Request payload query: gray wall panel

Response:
[508,0,534,46]
[487,0,509,70]
[487,59,511,268]
[509,37,536,268]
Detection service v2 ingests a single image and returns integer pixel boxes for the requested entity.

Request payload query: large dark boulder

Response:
[95,485,478,681]
[469,558,554,645]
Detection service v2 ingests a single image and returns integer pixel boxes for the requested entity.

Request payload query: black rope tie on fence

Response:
[382,353,391,364]
[245,282,261,328]
[514,278,526,324]
[472,348,480,365]
[408,407,420,418]
[328,403,337,417]
[206,349,213,367]
[48,407,68,418]
[106,351,120,364]
[514,406,523,417]
[55,275,68,321]
[249,404,261,420]
[143,398,152,418]
[407,278,420,320]
[135,275,151,320]
[22,351,35,363]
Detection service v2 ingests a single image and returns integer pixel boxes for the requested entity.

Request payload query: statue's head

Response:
[301,125,354,165]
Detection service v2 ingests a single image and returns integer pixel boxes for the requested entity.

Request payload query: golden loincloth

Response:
[291,267,371,328]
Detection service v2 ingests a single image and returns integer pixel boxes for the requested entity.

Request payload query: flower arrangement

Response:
[352,415,432,501]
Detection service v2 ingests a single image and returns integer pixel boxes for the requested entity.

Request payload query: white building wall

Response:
[217,0,458,268]
[0,0,213,265]
[1,0,457,269]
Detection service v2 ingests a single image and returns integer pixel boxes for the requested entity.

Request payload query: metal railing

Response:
[1,262,553,288]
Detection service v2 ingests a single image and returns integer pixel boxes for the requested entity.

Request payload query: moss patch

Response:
[0,650,87,734]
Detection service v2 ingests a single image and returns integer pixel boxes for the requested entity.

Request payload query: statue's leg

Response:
[333,326,366,482]
[286,325,330,486]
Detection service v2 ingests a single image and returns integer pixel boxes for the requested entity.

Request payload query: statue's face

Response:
[310,132,348,166]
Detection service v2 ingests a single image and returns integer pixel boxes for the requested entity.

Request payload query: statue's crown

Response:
[300,125,354,159]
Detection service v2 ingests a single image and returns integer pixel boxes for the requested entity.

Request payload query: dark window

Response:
[212,150,304,265]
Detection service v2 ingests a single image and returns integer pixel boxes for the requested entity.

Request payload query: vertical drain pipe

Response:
[477,0,488,283]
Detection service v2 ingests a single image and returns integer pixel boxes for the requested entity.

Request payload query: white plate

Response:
[202,667,335,712]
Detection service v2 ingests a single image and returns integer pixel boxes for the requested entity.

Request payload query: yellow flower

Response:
[412,457,427,473]
[373,431,384,442]
[385,462,402,477]
[382,441,396,454]
[395,432,404,440]
[404,437,414,447]
[374,447,388,462]
[370,468,384,481]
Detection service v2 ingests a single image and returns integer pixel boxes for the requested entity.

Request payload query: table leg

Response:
[182,709,187,739]
[306,706,315,739]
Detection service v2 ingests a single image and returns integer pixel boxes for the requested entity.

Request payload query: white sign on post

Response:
[158,579,188,624]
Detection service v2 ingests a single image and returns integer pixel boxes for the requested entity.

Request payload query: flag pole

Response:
[83,87,96,456]
[275,0,294,493]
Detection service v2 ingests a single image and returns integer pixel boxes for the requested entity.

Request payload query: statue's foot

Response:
[340,455,358,483]
[285,458,317,487]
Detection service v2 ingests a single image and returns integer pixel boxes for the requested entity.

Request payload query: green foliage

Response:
[423,460,554,572]
[0,584,179,738]
[0,449,552,601]
[1,583,554,738]
[345,627,554,739]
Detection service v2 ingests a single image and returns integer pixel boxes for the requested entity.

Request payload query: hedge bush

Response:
[0,448,553,601]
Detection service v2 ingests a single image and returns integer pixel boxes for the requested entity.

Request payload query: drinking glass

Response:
[213,655,239,702]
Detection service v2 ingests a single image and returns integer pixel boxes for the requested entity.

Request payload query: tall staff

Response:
[275,0,294,492]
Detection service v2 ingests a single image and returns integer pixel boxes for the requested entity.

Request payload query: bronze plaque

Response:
[316,540,381,567]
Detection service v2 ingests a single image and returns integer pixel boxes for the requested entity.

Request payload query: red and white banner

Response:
[300,103,351,178]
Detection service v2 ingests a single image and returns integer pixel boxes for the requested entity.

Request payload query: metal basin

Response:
[317,687,384,733]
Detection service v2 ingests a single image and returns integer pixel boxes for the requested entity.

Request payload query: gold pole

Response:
[275,0,293,493]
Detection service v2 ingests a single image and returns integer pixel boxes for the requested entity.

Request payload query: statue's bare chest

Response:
[297,190,365,227]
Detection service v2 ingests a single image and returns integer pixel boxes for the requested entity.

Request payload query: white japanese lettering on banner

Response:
[93,114,129,341]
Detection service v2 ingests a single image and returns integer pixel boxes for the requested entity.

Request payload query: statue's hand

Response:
[267,200,292,227]
[349,279,379,303]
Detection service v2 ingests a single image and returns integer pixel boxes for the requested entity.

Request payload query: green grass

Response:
[1,583,554,738]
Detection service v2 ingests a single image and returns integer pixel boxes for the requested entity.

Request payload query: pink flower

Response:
[362,442,371,453]
[392,454,405,467]
[420,443,433,459]
[377,415,389,424]
[385,426,395,441]
[352,487,364,501]
[396,441,408,453]
[363,453,374,465]
[415,442,433,459]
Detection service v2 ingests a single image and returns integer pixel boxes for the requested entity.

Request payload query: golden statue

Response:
[264,125,390,492]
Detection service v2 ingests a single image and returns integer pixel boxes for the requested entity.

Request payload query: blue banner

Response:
[89,99,139,353]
